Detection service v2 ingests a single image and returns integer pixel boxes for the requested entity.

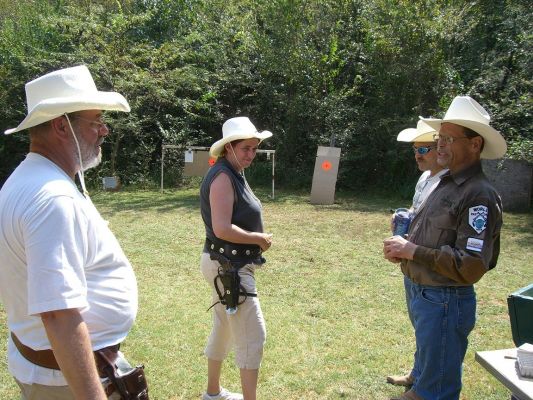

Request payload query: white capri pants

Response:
[200,252,266,369]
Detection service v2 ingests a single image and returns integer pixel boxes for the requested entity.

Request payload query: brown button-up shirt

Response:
[401,161,503,286]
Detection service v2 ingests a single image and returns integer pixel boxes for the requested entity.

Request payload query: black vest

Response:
[200,158,263,251]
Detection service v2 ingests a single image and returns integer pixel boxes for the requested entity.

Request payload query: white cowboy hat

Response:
[5,65,130,135]
[210,117,272,157]
[420,96,507,159]
[397,119,439,142]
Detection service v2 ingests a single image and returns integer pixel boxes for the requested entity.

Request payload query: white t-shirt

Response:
[0,153,138,386]
[411,169,448,214]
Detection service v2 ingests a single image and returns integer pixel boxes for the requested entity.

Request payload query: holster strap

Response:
[11,332,119,377]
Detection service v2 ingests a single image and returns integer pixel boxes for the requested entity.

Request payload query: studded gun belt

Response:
[205,238,262,259]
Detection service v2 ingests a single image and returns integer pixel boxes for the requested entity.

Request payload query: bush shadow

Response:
[91,189,200,216]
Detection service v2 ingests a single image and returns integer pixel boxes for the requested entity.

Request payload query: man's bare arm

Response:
[41,308,106,400]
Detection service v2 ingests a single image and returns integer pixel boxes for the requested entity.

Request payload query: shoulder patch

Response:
[469,205,488,234]
[466,237,484,252]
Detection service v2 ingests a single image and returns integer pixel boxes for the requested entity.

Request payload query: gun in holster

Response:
[96,348,149,400]
[209,252,256,314]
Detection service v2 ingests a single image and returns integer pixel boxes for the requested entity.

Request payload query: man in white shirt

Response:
[0,66,145,399]
[396,119,448,215]
[386,119,447,388]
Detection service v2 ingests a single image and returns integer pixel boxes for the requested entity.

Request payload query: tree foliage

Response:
[0,0,531,190]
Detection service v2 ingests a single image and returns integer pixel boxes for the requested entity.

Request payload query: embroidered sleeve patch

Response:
[469,205,488,234]
[466,237,484,252]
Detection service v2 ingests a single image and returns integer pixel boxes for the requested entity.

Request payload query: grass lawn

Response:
[1,188,532,399]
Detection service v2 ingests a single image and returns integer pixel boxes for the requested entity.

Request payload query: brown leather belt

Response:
[11,332,119,377]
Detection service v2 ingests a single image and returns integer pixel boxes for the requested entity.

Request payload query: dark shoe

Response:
[386,373,414,387]
[390,389,423,400]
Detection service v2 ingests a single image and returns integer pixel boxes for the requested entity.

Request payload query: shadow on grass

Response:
[91,186,533,231]
[262,187,407,214]
[502,210,533,248]
[91,188,200,215]
[91,186,411,216]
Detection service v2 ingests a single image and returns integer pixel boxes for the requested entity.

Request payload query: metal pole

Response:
[272,152,275,199]
[160,146,165,192]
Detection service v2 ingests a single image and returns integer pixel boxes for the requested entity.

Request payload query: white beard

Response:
[73,132,103,171]
[81,149,102,171]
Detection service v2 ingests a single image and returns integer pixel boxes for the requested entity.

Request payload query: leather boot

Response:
[390,389,423,400]
[386,372,414,387]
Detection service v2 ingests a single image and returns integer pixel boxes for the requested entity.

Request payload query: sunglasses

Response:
[412,145,436,155]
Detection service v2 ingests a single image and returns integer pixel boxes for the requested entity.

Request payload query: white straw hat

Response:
[210,117,272,158]
[397,119,439,142]
[5,65,130,134]
[420,96,507,159]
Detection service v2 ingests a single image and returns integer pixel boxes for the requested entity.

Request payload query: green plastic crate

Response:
[507,283,533,347]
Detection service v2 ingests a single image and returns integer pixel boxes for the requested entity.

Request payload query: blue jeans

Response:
[404,276,419,380]
[406,278,477,400]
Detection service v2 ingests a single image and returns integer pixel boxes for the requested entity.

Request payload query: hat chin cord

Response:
[64,114,89,197]
[229,143,260,202]
[230,144,245,173]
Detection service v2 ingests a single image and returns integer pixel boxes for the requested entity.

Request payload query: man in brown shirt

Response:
[383,96,506,400]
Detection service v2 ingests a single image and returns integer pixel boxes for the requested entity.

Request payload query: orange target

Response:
[321,160,332,171]
[208,157,216,166]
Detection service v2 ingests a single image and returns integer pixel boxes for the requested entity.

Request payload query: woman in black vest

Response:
[200,117,273,400]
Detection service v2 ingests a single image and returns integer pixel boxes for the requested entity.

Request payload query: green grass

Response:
[1,188,532,399]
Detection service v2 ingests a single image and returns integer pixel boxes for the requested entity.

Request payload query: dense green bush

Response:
[1,0,531,190]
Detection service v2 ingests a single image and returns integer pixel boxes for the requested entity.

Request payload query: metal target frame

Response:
[161,145,276,198]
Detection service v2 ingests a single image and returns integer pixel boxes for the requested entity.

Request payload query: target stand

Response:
[310,146,341,205]
[161,145,276,198]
